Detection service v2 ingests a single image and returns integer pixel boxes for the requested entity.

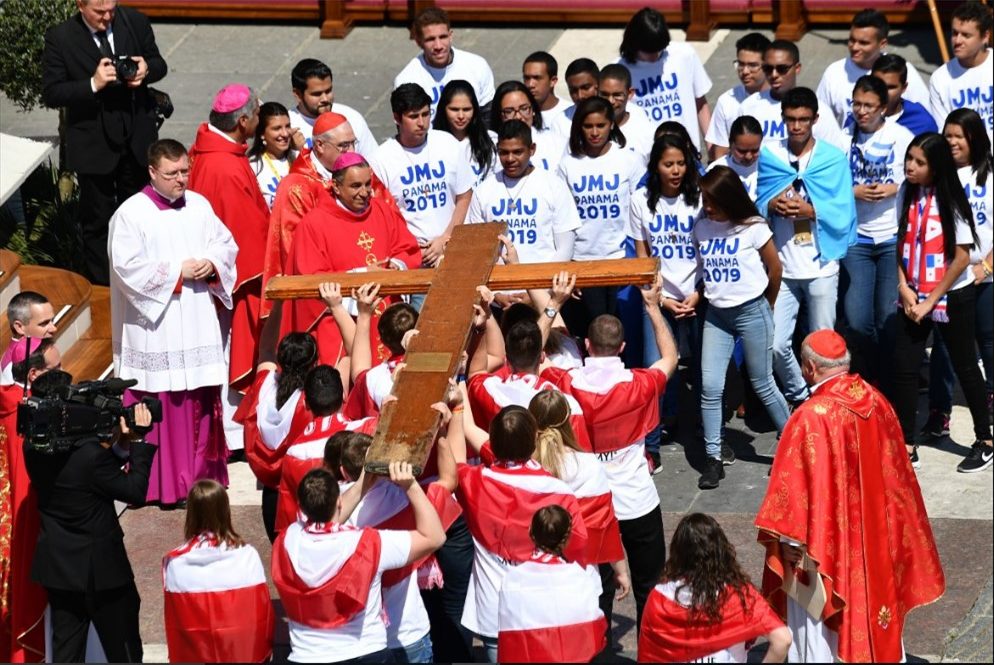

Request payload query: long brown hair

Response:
[184,480,245,548]
[699,165,761,225]
[528,390,582,479]
[662,513,753,623]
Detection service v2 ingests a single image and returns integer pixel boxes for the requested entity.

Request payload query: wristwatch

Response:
[543,306,557,319]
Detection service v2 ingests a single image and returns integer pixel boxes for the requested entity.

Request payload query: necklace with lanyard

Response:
[908,189,934,286]
[262,152,286,181]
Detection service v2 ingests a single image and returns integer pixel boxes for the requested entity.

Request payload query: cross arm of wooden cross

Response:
[267,222,659,475]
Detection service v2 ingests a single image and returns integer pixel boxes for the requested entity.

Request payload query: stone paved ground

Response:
[2,15,992,664]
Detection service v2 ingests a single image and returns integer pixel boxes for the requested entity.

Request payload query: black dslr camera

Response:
[17,374,162,455]
[113,55,139,82]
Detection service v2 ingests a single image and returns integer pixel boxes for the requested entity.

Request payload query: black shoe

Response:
[957,441,994,473]
[698,458,725,490]
[919,409,950,440]
[720,443,736,466]
[908,446,921,470]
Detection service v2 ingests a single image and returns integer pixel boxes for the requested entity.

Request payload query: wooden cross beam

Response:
[266,222,659,474]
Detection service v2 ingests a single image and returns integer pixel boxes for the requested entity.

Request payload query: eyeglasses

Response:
[733,60,762,71]
[155,168,189,180]
[334,140,357,151]
[501,104,533,119]
[851,102,881,112]
[761,63,796,75]
[599,91,628,101]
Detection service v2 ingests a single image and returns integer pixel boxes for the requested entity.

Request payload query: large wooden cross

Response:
[265,222,659,474]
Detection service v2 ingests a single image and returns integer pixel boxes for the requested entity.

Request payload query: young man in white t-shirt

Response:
[598,64,656,165]
[928,1,994,142]
[815,9,929,128]
[272,464,445,664]
[467,120,579,266]
[740,40,847,151]
[543,275,678,637]
[286,58,378,157]
[551,58,602,139]
[705,32,770,161]
[523,51,570,129]
[393,6,495,119]
[369,83,474,281]
[759,88,849,406]
[617,8,712,150]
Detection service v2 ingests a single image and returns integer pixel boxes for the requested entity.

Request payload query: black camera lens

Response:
[115,56,138,81]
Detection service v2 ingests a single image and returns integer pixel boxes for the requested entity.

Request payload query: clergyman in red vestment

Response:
[755,330,945,662]
[262,112,397,319]
[188,83,269,393]
[287,153,420,366]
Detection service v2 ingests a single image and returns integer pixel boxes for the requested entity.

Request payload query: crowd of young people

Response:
[3,1,992,663]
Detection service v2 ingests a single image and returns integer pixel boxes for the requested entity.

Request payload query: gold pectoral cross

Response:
[357,231,375,252]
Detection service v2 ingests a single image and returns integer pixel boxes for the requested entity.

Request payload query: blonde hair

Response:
[528,390,582,479]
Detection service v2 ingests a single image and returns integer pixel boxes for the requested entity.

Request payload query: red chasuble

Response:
[0,385,45,662]
[262,150,398,318]
[286,196,421,366]
[188,123,270,392]
[637,583,783,663]
[754,373,945,663]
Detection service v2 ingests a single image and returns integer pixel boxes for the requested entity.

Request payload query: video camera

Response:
[17,376,162,455]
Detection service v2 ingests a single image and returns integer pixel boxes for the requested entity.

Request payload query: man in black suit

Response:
[23,387,156,663]
[42,0,167,286]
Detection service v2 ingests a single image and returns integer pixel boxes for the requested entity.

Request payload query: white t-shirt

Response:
[960,165,994,283]
[816,56,929,127]
[288,104,379,159]
[248,152,291,209]
[704,84,752,148]
[619,43,712,148]
[618,104,656,165]
[557,143,643,261]
[369,130,474,242]
[764,140,840,279]
[694,216,773,308]
[458,136,494,186]
[467,168,580,263]
[628,189,701,299]
[843,120,914,240]
[708,154,758,200]
[551,104,576,140]
[540,96,571,130]
[928,49,994,143]
[283,525,412,663]
[739,89,848,151]
[393,46,496,118]
[532,127,568,173]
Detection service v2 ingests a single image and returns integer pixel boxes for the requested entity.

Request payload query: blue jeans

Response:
[773,274,839,402]
[929,280,995,411]
[478,634,498,663]
[390,633,433,663]
[842,240,898,388]
[642,302,703,454]
[409,293,426,312]
[702,296,791,458]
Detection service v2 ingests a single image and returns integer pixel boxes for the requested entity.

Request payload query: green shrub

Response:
[0,0,76,112]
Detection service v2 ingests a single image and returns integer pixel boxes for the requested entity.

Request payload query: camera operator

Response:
[42,0,168,286]
[23,383,156,663]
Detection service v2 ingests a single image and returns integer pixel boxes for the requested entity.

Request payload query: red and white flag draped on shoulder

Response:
[497,552,607,663]
[637,582,784,663]
[235,369,313,489]
[276,414,378,534]
[162,535,274,663]
[271,522,381,628]
[456,460,590,565]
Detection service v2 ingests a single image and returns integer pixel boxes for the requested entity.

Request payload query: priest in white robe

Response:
[109,138,239,506]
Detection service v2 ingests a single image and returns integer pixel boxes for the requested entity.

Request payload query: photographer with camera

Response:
[22,374,156,663]
[42,0,168,287]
